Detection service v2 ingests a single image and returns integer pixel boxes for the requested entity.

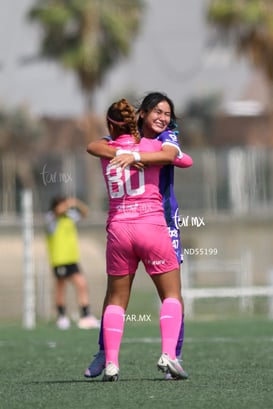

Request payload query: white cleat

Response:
[102,362,119,382]
[78,315,100,329]
[157,353,188,380]
[56,316,70,330]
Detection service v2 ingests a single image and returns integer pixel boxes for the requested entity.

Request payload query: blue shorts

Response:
[168,226,183,264]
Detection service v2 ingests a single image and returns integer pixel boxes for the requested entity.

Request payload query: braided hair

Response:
[107,98,140,143]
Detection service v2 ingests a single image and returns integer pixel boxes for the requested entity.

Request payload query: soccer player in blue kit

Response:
[84,92,193,380]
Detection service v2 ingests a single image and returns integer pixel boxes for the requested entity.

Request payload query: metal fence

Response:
[1,147,273,322]
[1,147,273,217]
[174,147,273,214]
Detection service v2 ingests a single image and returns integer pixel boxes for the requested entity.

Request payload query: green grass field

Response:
[1,316,273,409]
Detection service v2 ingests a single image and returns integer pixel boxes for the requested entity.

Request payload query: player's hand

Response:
[132,162,145,170]
[110,153,143,170]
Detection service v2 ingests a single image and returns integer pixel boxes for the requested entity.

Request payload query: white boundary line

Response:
[122,336,273,344]
[1,337,273,348]
[183,286,273,299]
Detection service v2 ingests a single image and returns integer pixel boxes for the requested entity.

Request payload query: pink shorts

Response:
[106,222,179,276]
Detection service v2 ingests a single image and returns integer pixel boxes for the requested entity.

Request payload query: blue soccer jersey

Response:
[157,130,183,263]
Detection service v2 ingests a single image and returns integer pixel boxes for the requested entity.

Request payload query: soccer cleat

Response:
[164,358,189,380]
[56,315,70,330]
[84,350,106,378]
[164,371,174,380]
[102,362,119,382]
[78,315,100,329]
[157,353,188,380]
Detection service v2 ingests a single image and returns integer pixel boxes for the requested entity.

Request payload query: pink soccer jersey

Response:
[101,134,166,225]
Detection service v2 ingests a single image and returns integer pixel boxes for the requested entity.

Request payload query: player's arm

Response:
[87,138,145,169]
[173,152,193,168]
[86,138,116,159]
[111,144,178,169]
[157,129,193,168]
[66,198,89,218]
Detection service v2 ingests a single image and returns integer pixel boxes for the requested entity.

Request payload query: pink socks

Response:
[103,304,125,368]
[103,299,181,367]
[160,298,182,359]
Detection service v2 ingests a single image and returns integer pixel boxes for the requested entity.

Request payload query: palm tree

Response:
[207,0,273,105]
[27,0,144,111]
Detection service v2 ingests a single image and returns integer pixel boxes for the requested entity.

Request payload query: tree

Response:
[179,93,222,146]
[207,0,273,103]
[0,106,45,213]
[27,0,144,110]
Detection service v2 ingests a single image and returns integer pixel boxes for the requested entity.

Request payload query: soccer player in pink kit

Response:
[95,98,186,381]
[109,95,191,380]
[84,92,191,380]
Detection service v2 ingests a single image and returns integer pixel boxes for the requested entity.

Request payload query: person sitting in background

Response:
[45,196,100,330]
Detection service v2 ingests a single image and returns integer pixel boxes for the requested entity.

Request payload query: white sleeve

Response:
[67,208,81,223]
[161,141,182,158]
[45,211,57,234]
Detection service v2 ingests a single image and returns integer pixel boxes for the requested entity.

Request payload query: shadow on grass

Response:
[23,377,172,384]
